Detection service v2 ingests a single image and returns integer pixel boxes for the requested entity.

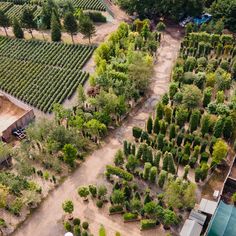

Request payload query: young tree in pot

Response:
[78,186,90,201]
[62,200,74,219]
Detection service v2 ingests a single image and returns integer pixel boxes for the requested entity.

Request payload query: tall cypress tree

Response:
[51,12,61,42]
[13,18,24,38]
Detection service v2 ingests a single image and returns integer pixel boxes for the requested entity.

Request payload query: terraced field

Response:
[0,36,95,112]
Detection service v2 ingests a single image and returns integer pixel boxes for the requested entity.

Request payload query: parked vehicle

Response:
[179,16,193,27]
[193,13,212,26]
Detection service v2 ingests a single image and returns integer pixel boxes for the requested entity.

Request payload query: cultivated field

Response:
[0,36,95,112]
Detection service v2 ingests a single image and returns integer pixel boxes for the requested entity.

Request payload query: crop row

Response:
[0,2,13,12]
[0,0,106,11]
[71,0,106,11]
[0,36,95,70]
[0,56,89,112]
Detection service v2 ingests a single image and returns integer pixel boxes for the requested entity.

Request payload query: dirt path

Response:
[12,27,182,236]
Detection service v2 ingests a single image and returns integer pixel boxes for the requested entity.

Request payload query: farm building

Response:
[0,93,35,142]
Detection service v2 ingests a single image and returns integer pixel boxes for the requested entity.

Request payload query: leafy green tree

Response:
[141,22,150,40]
[62,200,74,214]
[78,186,89,200]
[79,15,96,43]
[210,0,236,32]
[13,18,24,38]
[111,190,125,205]
[132,126,142,139]
[183,165,190,179]
[163,209,178,228]
[0,10,9,36]
[97,185,107,200]
[21,8,37,38]
[212,139,228,165]
[169,124,176,140]
[51,12,61,42]
[63,143,77,167]
[64,11,78,43]
[182,85,202,109]
[143,201,158,219]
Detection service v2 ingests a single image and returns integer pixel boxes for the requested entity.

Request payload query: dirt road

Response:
[12,27,182,236]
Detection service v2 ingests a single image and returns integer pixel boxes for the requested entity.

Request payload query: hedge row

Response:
[106,165,133,181]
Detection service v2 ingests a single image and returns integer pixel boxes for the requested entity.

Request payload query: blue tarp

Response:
[207,201,236,236]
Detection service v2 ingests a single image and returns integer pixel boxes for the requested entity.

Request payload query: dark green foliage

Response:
[200,140,208,153]
[176,133,184,146]
[143,162,152,180]
[82,222,89,230]
[149,166,157,183]
[189,109,201,132]
[223,116,233,139]
[126,155,139,172]
[64,11,78,43]
[74,225,81,236]
[21,8,36,35]
[213,117,224,138]
[203,87,212,107]
[162,93,169,105]
[176,106,188,127]
[201,114,211,135]
[79,15,96,43]
[140,131,149,143]
[156,102,164,119]
[147,116,153,134]
[164,106,172,124]
[160,120,167,135]
[184,143,191,156]
[153,118,160,134]
[157,134,164,150]
[158,170,167,188]
[132,127,142,139]
[123,140,129,156]
[51,12,61,42]
[114,149,124,166]
[13,18,24,38]
[169,82,178,99]
[0,10,10,36]
[153,151,162,169]
[85,11,106,23]
[169,124,176,140]
[88,185,97,198]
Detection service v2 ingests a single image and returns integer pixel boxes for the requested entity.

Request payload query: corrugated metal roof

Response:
[180,219,202,236]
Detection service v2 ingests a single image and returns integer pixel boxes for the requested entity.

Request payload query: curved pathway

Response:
[13,27,182,236]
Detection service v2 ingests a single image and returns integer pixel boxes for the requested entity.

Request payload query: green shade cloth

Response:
[207,201,236,236]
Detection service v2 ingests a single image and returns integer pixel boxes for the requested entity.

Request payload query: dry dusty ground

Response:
[12,27,182,236]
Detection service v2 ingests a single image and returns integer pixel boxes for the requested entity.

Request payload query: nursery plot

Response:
[71,0,106,11]
[0,37,95,112]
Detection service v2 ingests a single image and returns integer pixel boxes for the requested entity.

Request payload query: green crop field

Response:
[0,37,95,112]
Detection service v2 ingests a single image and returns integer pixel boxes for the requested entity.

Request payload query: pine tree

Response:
[79,15,95,43]
[153,117,160,134]
[64,11,78,44]
[213,118,224,138]
[51,12,61,42]
[189,109,201,132]
[169,124,176,140]
[13,18,24,38]
[147,116,153,134]
[223,116,233,139]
